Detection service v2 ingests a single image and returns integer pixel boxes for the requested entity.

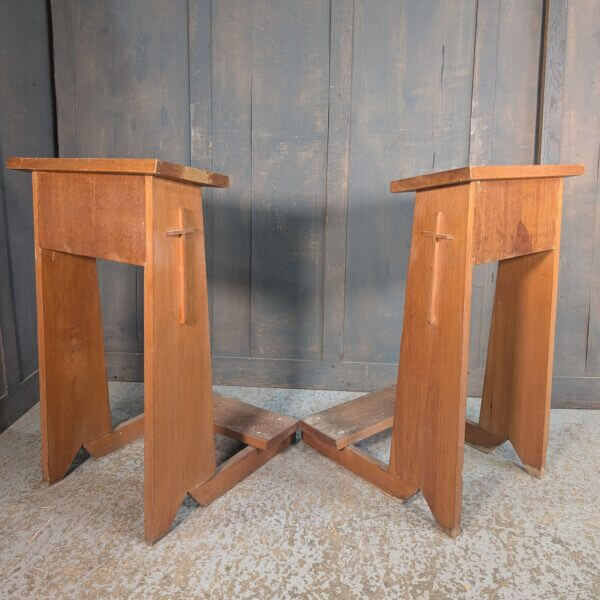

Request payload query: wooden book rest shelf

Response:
[7,157,298,544]
[301,164,584,536]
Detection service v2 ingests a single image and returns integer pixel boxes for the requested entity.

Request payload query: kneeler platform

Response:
[7,157,298,544]
[301,164,584,537]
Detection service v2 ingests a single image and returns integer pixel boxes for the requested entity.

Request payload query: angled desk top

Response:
[390,164,584,193]
[6,157,229,188]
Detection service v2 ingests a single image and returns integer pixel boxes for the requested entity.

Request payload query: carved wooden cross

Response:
[166,207,200,325]
[422,211,454,325]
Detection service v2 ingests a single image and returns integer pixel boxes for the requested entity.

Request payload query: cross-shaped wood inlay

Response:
[422,211,454,325]
[166,207,200,325]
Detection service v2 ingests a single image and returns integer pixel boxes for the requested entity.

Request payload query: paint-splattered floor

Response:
[1,384,599,599]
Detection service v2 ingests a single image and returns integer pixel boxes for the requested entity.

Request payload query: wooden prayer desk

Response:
[301,164,584,537]
[6,157,298,543]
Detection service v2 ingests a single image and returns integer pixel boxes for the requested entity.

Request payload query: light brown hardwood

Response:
[213,392,298,450]
[301,430,417,500]
[36,172,146,265]
[7,157,229,187]
[143,175,218,542]
[190,433,294,507]
[82,392,299,459]
[34,245,112,482]
[390,182,474,537]
[389,164,583,193]
[302,164,583,537]
[9,157,296,544]
[85,415,145,458]
[301,386,395,450]
[472,178,561,264]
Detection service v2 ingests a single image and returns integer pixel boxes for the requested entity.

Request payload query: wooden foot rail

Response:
[301,429,417,500]
[191,433,294,507]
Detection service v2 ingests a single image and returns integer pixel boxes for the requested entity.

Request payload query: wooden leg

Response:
[389,183,474,537]
[35,249,112,482]
[468,250,560,477]
[143,177,217,544]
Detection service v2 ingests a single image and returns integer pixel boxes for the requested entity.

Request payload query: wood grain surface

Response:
[301,386,395,450]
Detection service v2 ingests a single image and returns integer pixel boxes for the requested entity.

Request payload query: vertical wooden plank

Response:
[0,183,20,394]
[322,0,354,361]
[480,242,562,476]
[467,0,500,375]
[0,0,54,429]
[0,329,6,399]
[537,0,568,165]
[34,171,112,482]
[49,0,78,156]
[250,0,330,360]
[209,0,253,357]
[35,247,112,483]
[554,0,600,376]
[144,176,216,543]
[391,183,475,536]
[188,0,215,337]
[344,0,476,363]
[53,0,191,369]
[468,0,545,384]
[1,0,55,381]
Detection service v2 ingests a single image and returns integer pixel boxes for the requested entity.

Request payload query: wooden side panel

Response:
[144,176,216,543]
[250,0,330,360]
[472,178,561,264]
[390,183,474,536]
[35,247,112,482]
[478,243,561,475]
[344,0,476,363]
[34,167,114,481]
[35,173,146,265]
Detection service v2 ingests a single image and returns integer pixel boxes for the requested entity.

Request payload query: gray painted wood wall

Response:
[1,0,598,433]
[49,0,600,406]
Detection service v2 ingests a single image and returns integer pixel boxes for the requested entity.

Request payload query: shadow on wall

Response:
[98,183,416,377]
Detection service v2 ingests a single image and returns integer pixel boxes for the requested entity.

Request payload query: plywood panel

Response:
[343,0,476,363]
[250,0,330,360]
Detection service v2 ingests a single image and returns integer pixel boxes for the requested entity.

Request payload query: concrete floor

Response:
[0,384,599,599]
